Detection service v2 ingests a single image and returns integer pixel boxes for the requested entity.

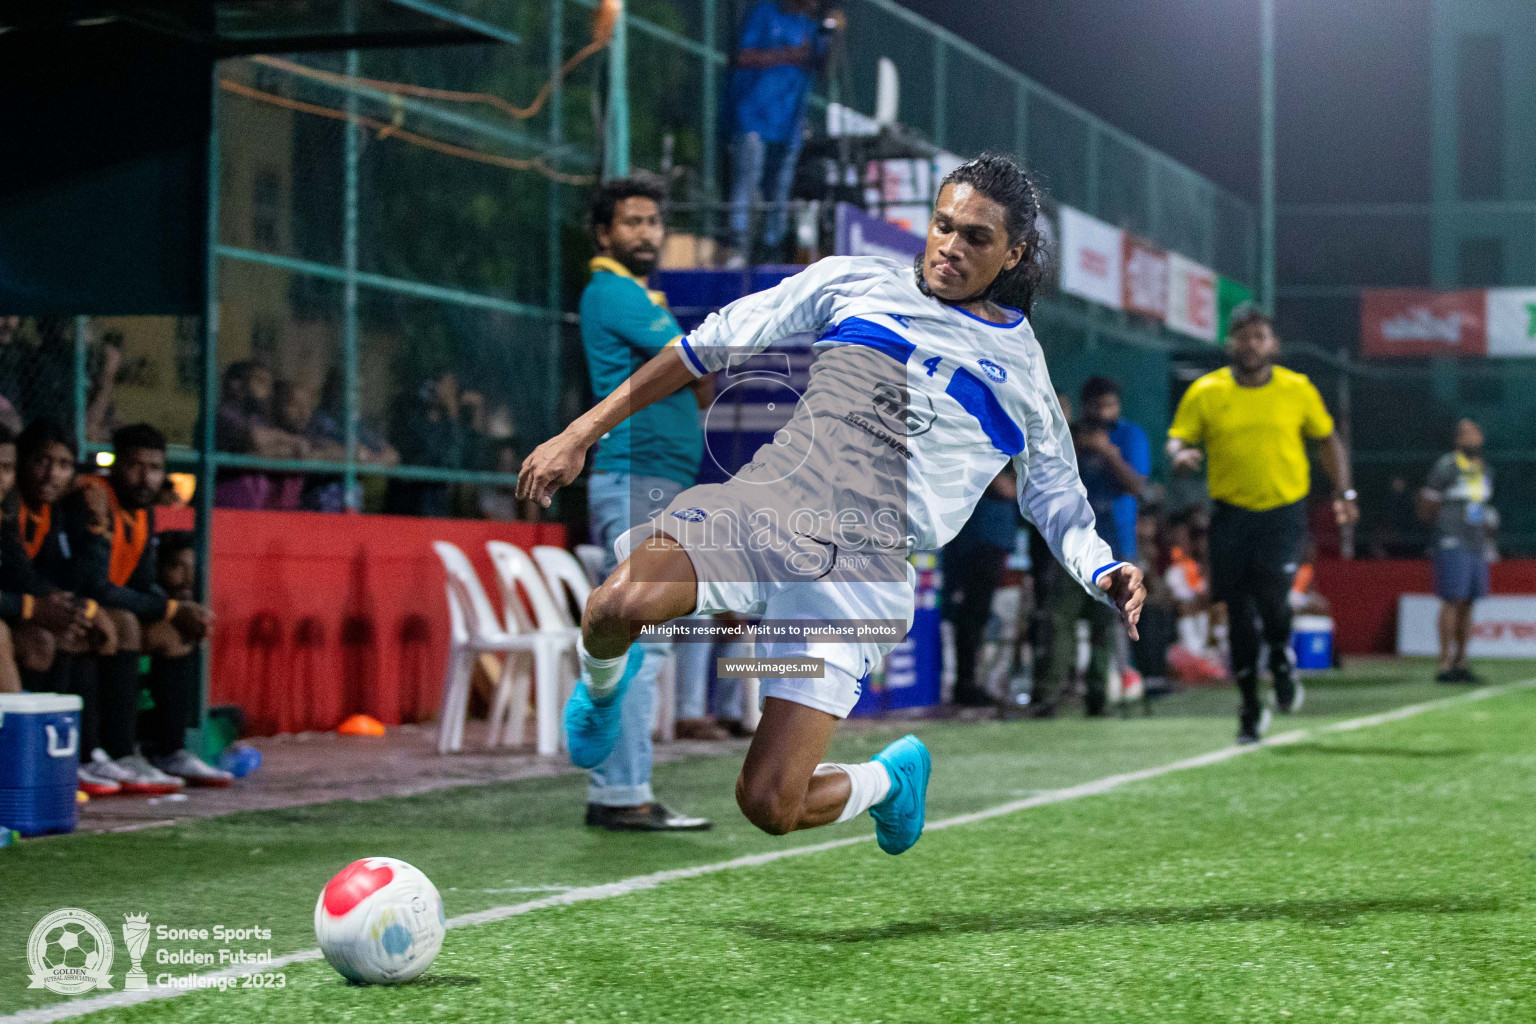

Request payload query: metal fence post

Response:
[702,0,719,241]
[932,36,947,151]
[1086,124,1101,218]
[1260,0,1277,312]
[194,62,223,744]
[547,0,565,437]
[604,0,630,178]
[342,48,361,510]
[73,315,88,448]
[1014,81,1029,162]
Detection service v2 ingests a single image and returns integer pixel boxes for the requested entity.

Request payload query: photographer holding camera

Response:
[726,0,845,263]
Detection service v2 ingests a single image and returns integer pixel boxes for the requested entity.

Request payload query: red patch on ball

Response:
[322,859,395,917]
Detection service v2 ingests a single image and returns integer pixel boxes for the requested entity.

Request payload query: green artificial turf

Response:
[4,659,1534,1022]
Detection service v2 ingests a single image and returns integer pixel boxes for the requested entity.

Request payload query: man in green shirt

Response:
[578,177,712,831]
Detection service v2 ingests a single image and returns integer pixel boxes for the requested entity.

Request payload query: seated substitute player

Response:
[10,419,181,793]
[76,423,228,786]
[519,154,1146,854]
[0,424,93,694]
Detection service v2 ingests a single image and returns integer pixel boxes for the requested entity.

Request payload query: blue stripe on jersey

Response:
[817,316,915,363]
[678,336,708,376]
[1091,561,1126,584]
[946,367,1025,456]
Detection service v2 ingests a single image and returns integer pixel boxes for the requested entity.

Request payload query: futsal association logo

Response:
[672,508,708,523]
[977,359,1008,384]
[27,908,115,994]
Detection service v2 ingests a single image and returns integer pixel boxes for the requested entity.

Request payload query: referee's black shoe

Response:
[1236,706,1272,746]
[585,803,712,831]
[1274,675,1305,714]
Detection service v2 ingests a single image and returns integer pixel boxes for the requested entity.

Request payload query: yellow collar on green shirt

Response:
[589,256,669,309]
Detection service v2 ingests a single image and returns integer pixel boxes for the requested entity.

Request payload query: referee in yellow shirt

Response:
[1167,304,1358,743]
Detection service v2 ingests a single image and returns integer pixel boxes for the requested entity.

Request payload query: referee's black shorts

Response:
[1208,499,1307,602]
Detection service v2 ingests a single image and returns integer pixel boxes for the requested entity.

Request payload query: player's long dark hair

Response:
[915,153,1048,315]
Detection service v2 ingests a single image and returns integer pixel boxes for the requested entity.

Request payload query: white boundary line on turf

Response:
[7,677,1533,1024]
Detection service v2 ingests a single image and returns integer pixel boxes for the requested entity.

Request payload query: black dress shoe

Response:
[585,803,712,832]
[951,685,997,708]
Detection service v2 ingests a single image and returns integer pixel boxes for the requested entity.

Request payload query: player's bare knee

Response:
[584,580,662,638]
[734,772,801,836]
[582,580,630,636]
[105,607,142,651]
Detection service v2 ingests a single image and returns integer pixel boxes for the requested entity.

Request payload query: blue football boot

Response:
[564,646,644,770]
[869,734,931,855]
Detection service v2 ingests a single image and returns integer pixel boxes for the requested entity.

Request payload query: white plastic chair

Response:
[486,541,582,755]
[531,545,592,628]
[529,543,676,744]
[431,541,538,755]
[574,544,608,587]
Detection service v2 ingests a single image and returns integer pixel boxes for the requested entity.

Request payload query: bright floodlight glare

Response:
[95,451,114,467]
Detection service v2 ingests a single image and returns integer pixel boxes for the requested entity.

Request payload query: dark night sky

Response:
[894,0,1432,204]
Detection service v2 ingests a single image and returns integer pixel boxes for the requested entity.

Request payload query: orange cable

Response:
[219,79,594,185]
[247,0,617,124]
[253,35,607,123]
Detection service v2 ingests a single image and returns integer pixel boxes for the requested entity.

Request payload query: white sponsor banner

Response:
[1165,252,1218,342]
[1485,288,1536,357]
[1398,594,1536,658]
[1058,206,1124,310]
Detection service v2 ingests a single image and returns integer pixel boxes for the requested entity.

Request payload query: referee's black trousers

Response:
[1209,500,1306,712]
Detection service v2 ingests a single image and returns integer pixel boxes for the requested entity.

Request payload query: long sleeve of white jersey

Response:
[1012,354,1123,602]
[676,257,875,376]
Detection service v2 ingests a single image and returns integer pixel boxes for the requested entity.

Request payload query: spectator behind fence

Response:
[0,317,71,431]
[77,424,228,786]
[385,372,487,518]
[578,175,712,830]
[726,0,843,262]
[477,439,532,522]
[302,369,400,512]
[1419,418,1496,685]
[940,467,1017,708]
[1033,377,1147,718]
[215,361,309,509]
[0,425,91,694]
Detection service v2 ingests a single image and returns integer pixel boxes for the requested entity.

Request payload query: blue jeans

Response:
[728,129,804,253]
[673,635,746,720]
[586,472,688,806]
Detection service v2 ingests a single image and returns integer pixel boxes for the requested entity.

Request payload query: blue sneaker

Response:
[564,646,644,769]
[869,734,931,855]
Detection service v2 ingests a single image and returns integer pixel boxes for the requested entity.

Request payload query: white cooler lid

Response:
[0,693,83,715]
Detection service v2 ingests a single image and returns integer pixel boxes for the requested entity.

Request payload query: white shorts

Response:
[614,482,916,718]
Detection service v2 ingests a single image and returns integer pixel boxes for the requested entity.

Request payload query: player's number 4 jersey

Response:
[672,255,1123,599]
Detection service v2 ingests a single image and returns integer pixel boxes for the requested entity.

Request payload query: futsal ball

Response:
[314,857,445,984]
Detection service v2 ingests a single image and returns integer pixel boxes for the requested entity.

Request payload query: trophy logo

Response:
[122,913,151,991]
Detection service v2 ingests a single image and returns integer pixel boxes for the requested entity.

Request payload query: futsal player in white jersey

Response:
[519,154,1146,855]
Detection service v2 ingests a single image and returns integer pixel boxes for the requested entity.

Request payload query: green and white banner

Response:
[1486,288,1536,357]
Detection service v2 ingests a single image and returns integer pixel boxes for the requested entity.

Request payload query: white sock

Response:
[581,643,629,700]
[828,761,893,824]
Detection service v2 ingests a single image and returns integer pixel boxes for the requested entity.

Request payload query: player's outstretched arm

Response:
[517,344,696,508]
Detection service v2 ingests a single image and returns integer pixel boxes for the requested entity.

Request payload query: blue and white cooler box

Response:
[0,693,82,837]
[1290,615,1335,671]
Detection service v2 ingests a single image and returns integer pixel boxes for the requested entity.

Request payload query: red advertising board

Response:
[1360,289,1486,358]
